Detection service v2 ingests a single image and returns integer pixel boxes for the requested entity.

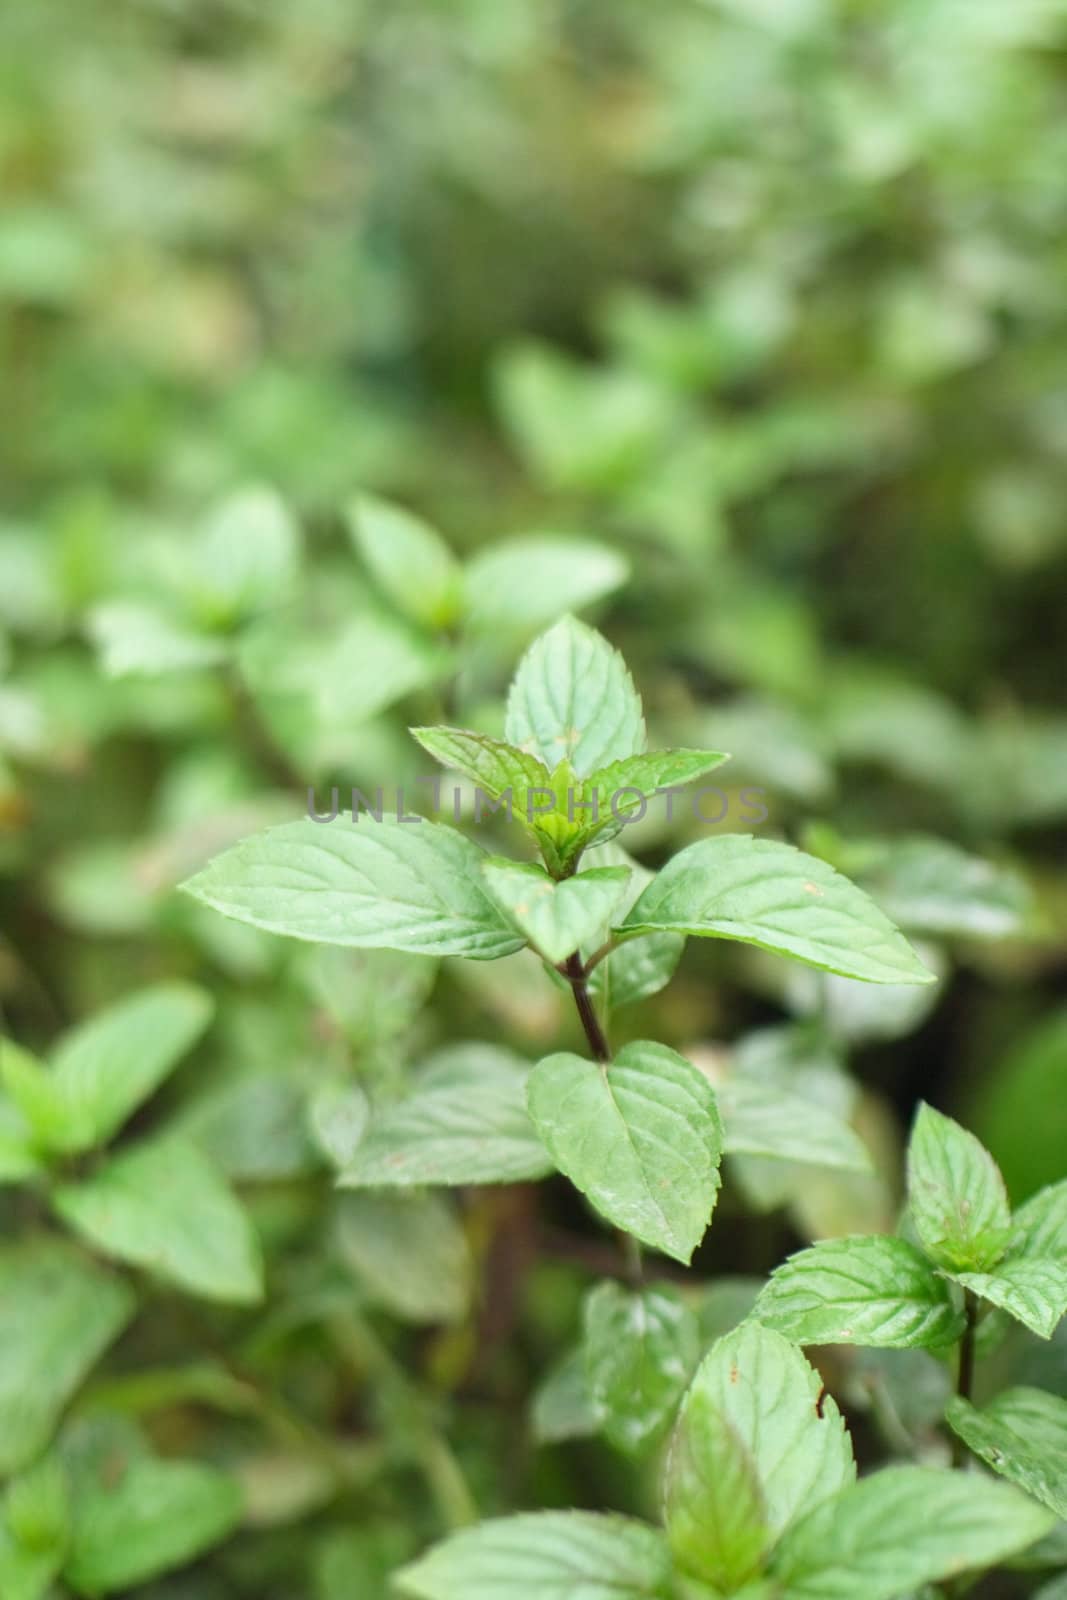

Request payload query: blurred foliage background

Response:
[2,0,1067,1596]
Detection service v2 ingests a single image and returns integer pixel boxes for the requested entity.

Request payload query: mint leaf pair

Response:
[351,496,629,634]
[1,986,263,1308]
[414,616,727,873]
[758,1105,1067,1349]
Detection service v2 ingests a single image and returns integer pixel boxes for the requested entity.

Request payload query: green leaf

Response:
[394,1511,674,1600]
[494,341,672,492]
[191,485,300,626]
[564,748,732,857]
[338,1044,553,1187]
[586,845,685,1009]
[1,1040,93,1154]
[349,495,462,628]
[0,1529,61,1600]
[53,1137,263,1304]
[5,1453,69,1554]
[718,1076,871,1174]
[665,1322,855,1590]
[1010,1178,1067,1261]
[0,1239,134,1475]
[952,1258,1067,1339]
[87,601,228,677]
[854,835,1032,939]
[531,1349,603,1445]
[946,1388,1067,1519]
[756,1236,967,1349]
[526,1041,723,1263]
[0,1454,68,1600]
[770,1465,1055,1600]
[465,535,629,633]
[582,1283,699,1455]
[505,617,645,778]
[64,1456,241,1596]
[411,725,552,803]
[307,1082,370,1168]
[620,836,935,985]
[584,749,730,819]
[483,860,631,965]
[0,1098,39,1182]
[181,818,524,960]
[335,1190,471,1324]
[44,982,213,1151]
[906,1102,1012,1272]
[665,1398,767,1595]
[176,1074,315,1181]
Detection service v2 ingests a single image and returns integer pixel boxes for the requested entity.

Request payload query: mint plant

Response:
[176,616,1064,1598]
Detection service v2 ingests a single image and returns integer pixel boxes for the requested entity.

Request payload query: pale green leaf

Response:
[718,1076,871,1174]
[856,835,1032,940]
[349,495,462,628]
[335,1190,471,1324]
[181,818,524,960]
[0,1453,68,1600]
[0,1530,61,1600]
[1,1040,94,1153]
[586,845,685,1009]
[946,1388,1067,1519]
[1010,1178,1067,1262]
[906,1103,1012,1272]
[621,836,934,985]
[465,535,629,633]
[53,1137,263,1304]
[339,1044,552,1187]
[65,1456,241,1596]
[665,1395,767,1594]
[192,485,300,625]
[0,1098,39,1182]
[526,1041,723,1263]
[505,617,646,778]
[88,601,227,677]
[307,1082,370,1168]
[395,1511,674,1600]
[411,725,551,802]
[176,1074,315,1181]
[494,341,672,491]
[46,982,214,1151]
[666,1322,855,1590]
[0,1240,134,1475]
[582,1283,699,1455]
[565,748,732,856]
[531,1349,603,1445]
[952,1258,1067,1339]
[771,1465,1055,1600]
[483,860,631,965]
[757,1236,966,1349]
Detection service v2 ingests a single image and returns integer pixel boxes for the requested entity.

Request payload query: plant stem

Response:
[563,952,610,1062]
[952,1290,979,1468]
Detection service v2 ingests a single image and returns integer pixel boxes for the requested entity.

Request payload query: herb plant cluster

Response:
[3,2,1067,1597]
